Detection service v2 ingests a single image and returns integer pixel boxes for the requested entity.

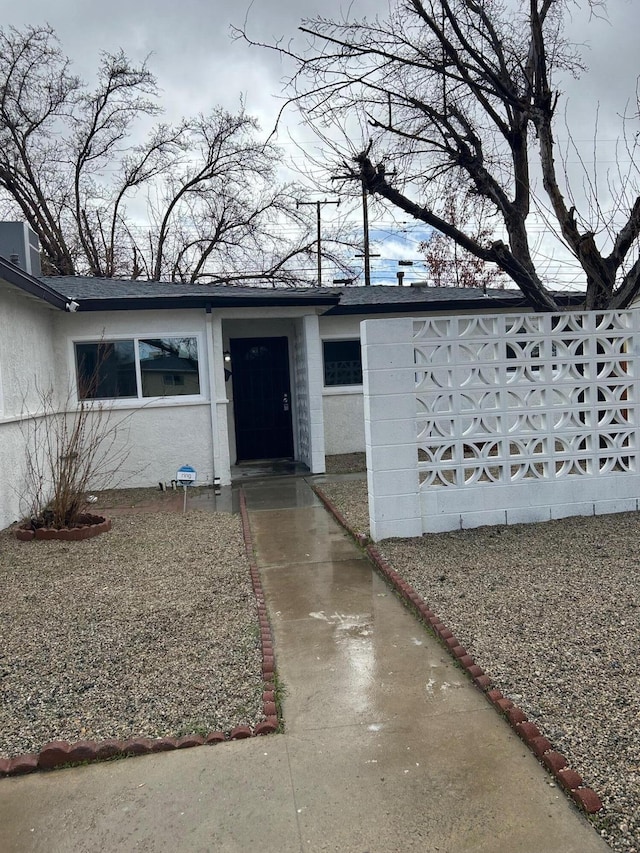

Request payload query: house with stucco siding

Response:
[0,223,581,532]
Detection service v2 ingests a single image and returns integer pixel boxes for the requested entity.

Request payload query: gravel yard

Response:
[0,510,263,758]
[317,479,640,853]
[324,452,366,475]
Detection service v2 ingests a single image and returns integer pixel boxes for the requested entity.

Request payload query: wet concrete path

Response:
[0,478,609,852]
[244,478,608,852]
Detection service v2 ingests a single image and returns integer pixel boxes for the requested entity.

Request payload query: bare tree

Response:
[240,0,640,309]
[19,382,134,529]
[0,24,343,285]
[419,176,508,289]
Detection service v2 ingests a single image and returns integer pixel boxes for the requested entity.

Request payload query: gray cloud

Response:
[2,1,637,136]
[1,0,638,241]
[0,1,375,129]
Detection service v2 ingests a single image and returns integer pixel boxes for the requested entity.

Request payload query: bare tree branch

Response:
[0,25,347,285]
[240,0,640,309]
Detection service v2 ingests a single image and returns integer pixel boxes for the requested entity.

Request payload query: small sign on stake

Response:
[176,465,197,512]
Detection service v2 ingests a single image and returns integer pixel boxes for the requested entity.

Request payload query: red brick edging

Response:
[15,515,112,542]
[312,485,602,815]
[0,500,279,778]
[238,489,281,729]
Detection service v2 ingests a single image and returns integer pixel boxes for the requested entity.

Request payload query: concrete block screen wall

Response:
[362,311,640,540]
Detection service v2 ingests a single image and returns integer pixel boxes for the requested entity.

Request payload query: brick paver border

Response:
[0,496,278,777]
[312,484,602,815]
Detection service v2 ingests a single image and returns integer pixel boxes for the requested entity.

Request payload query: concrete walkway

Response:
[0,478,609,852]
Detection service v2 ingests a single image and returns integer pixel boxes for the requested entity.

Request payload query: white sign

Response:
[176,465,197,485]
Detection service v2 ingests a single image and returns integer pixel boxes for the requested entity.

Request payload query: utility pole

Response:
[362,182,371,286]
[354,181,379,285]
[296,198,340,286]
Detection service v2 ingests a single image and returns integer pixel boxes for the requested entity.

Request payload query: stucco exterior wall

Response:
[0,421,34,528]
[322,392,365,454]
[0,285,61,530]
[90,401,214,488]
[319,314,366,455]
[0,286,60,417]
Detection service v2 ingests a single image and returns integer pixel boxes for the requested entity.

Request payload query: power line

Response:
[295,197,340,285]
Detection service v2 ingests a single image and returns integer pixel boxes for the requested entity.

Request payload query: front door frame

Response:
[230,335,295,462]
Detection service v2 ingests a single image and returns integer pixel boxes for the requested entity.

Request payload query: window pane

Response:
[138,337,200,397]
[75,341,137,399]
[323,340,363,386]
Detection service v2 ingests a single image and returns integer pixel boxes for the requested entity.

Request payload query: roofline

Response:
[324,296,526,315]
[324,291,585,315]
[71,293,341,311]
[1,262,586,315]
[0,256,67,310]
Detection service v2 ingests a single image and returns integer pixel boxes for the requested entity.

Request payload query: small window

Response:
[162,374,184,386]
[75,336,200,400]
[323,339,363,386]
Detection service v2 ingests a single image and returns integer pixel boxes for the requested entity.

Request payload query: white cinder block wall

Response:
[361,318,422,540]
[362,311,640,540]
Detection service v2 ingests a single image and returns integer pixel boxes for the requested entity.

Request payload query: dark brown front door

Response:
[231,336,294,461]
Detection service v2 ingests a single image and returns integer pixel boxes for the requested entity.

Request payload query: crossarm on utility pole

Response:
[296,197,340,285]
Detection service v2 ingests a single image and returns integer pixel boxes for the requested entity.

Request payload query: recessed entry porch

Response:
[216,313,325,485]
[230,459,311,482]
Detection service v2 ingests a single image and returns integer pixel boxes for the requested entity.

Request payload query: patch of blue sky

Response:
[348,222,434,285]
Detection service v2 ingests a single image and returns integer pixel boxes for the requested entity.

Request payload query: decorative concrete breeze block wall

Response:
[362,311,640,540]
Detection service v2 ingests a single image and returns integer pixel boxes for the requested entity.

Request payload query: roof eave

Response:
[323,297,527,315]
[324,292,585,315]
[71,294,341,311]
[0,257,67,310]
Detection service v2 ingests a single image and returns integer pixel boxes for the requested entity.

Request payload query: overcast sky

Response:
[0,0,371,132]
[0,0,638,284]
[2,1,636,142]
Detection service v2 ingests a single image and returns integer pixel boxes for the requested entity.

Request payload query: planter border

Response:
[1,500,278,777]
[15,514,112,542]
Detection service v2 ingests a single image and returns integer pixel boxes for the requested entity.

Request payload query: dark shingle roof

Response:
[0,254,581,313]
[327,284,529,313]
[42,275,537,313]
[44,276,340,310]
[337,285,510,305]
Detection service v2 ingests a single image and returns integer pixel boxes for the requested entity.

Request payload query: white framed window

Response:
[74,336,201,401]
[322,339,363,387]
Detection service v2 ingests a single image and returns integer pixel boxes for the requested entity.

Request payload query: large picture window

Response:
[323,339,363,387]
[75,337,200,400]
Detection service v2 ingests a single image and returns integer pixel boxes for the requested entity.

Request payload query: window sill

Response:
[322,385,364,396]
[75,396,209,411]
